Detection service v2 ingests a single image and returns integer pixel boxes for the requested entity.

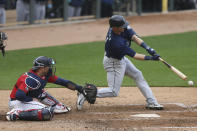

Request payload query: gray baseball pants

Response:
[0,7,6,24]
[97,55,159,105]
[16,0,30,21]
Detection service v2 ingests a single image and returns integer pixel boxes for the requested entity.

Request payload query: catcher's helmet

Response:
[32,56,55,71]
[109,15,129,28]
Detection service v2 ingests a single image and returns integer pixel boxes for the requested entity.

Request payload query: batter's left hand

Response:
[147,48,156,56]
[152,54,160,61]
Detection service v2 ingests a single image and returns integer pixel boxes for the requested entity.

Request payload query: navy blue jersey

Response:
[105,26,136,60]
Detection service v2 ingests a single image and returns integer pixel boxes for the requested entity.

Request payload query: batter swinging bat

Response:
[159,57,187,80]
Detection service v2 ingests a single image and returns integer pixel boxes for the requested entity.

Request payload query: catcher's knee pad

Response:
[18,107,54,121]
[41,107,54,120]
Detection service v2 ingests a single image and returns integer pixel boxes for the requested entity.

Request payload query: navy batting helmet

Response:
[109,15,129,28]
[32,56,55,71]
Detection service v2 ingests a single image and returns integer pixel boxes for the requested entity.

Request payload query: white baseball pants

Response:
[8,100,46,111]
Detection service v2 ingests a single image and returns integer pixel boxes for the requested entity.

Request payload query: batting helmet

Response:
[32,56,56,71]
[109,15,129,28]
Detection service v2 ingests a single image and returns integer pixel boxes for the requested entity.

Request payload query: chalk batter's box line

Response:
[90,102,191,108]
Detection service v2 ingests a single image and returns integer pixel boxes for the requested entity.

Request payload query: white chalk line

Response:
[92,102,197,109]
[87,110,196,115]
[93,102,188,107]
[91,116,197,121]
[87,102,197,115]
[86,103,197,129]
[86,102,197,121]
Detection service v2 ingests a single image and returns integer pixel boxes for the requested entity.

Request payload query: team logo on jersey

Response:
[25,76,41,90]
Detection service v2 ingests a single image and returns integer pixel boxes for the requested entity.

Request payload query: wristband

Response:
[144,56,152,60]
[76,85,83,93]
[141,42,150,50]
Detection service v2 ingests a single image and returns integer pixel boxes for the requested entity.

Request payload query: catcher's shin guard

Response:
[8,107,54,121]
[38,91,71,113]
[38,91,60,106]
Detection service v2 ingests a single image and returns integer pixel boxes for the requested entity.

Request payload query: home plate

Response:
[131,114,160,118]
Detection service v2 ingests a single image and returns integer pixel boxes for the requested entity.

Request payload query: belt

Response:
[10,98,17,101]
[105,55,122,60]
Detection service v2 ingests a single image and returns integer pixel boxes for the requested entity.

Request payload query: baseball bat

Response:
[159,57,187,80]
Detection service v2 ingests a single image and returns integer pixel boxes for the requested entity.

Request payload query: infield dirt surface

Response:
[0,10,197,131]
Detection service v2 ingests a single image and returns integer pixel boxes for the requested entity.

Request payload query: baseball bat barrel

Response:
[159,57,187,80]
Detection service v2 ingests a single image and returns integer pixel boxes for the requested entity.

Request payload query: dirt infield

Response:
[1,87,197,131]
[1,10,197,130]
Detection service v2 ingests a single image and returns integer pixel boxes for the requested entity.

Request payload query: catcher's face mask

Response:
[48,58,56,76]
[32,56,56,76]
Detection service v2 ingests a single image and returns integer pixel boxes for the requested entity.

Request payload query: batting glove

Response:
[146,48,156,56]
[151,54,160,61]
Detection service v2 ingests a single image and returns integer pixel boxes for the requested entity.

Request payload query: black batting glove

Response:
[141,42,157,56]
[146,48,156,56]
[151,54,160,61]
[144,54,160,61]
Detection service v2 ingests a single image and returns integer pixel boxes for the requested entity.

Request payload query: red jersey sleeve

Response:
[48,75,58,83]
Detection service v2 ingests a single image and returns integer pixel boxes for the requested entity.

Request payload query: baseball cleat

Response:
[146,103,164,110]
[6,109,19,121]
[76,93,86,110]
[53,103,71,113]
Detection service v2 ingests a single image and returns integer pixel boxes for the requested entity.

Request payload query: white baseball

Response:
[188,80,194,86]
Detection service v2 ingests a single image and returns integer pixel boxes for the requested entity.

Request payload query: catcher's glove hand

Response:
[82,83,97,104]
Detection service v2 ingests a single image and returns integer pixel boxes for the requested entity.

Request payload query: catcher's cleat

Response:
[146,103,164,110]
[6,109,19,121]
[77,93,86,110]
[53,103,71,113]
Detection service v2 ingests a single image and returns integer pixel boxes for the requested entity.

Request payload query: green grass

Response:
[0,31,197,89]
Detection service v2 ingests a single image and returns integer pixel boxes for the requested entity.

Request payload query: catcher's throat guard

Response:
[82,83,97,104]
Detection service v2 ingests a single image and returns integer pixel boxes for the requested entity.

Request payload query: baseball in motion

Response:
[188,80,194,86]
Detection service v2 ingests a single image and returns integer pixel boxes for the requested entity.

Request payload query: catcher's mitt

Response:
[82,83,97,104]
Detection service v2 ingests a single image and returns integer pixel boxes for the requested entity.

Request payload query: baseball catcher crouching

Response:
[6,56,85,121]
[77,83,97,110]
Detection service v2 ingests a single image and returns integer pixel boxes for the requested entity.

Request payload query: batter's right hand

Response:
[146,48,157,56]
